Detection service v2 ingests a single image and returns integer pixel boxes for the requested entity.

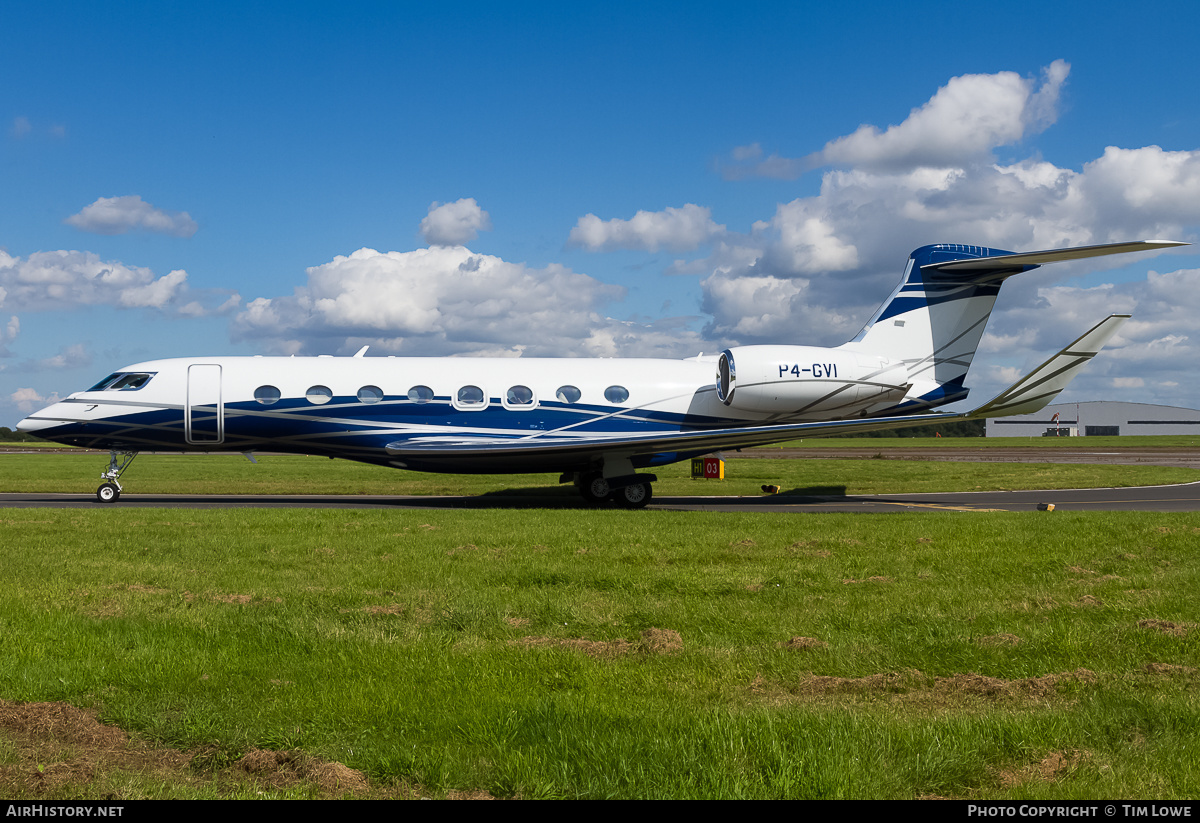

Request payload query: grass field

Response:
[1,446,1198,799]
[0,450,1197,498]
[1,509,1199,799]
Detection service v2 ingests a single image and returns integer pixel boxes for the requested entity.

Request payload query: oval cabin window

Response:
[254,385,281,405]
[357,385,383,404]
[456,385,486,408]
[408,385,434,403]
[306,385,333,405]
[604,385,629,404]
[506,385,534,406]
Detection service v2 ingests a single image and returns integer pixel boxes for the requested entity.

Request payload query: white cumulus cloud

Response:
[0,249,189,310]
[34,343,92,370]
[813,60,1069,172]
[569,204,725,253]
[691,141,1200,349]
[10,387,59,414]
[0,249,234,316]
[419,198,493,246]
[722,61,1070,179]
[229,245,706,357]
[0,315,17,358]
[65,195,198,237]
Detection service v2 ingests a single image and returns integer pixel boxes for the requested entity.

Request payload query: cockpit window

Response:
[88,372,155,391]
[110,373,153,390]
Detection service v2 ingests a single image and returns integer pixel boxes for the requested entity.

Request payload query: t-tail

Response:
[841,240,1187,412]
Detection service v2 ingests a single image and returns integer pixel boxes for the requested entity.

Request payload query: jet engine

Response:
[715,346,909,416]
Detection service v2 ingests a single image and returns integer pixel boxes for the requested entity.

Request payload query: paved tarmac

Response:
[4,445,1199,513]
[2,481,1199,513]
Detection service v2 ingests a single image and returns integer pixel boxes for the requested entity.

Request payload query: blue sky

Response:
[4,1,1200,425]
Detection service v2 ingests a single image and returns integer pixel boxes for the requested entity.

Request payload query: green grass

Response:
[757,434,1200,450]
[2,507,1200,798]
[1,451,1196,497]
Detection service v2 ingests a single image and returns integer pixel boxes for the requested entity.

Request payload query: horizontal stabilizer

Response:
[925,240,1187,275]
[967,314,1130,419]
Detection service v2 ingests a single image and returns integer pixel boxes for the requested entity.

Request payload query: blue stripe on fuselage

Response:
[31,394,739,453]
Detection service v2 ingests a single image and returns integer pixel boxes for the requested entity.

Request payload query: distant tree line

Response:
[831,419,985,438]
[0,427,43,442]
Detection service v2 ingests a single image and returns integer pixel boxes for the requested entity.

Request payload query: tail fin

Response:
[843,240,1185,411]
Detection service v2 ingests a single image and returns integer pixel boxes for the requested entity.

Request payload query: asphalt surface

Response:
[2,483,1199,513]
[3,446,1199,513]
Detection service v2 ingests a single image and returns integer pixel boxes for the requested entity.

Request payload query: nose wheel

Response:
[96,450,137,503]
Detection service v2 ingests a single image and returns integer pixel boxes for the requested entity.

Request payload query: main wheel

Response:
[96,482,120,503]
[613,482,652,509]
[579,474,611,504]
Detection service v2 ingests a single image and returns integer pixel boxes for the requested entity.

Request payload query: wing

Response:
[384,315,1129,463]
[967,313,1129,418]
[384,409,964,460]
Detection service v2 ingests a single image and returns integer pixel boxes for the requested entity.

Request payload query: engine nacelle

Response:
[716,345,909,416]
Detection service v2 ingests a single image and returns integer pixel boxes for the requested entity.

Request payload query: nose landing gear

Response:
[96,450,138,503]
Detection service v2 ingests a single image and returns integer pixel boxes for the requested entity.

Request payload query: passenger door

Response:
[185,364,224,445]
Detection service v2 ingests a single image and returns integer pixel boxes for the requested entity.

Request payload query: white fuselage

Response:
[19,350,912,473]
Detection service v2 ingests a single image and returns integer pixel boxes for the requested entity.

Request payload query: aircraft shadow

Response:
[0,483,852,511]
[776,485,848,497]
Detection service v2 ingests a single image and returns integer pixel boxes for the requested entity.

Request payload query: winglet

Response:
[968,314,1130,419]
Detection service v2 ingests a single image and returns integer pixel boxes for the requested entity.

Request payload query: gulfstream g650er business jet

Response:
[18,240,1185,506]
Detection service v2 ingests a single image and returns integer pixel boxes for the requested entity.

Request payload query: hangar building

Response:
[986,401,1200,437]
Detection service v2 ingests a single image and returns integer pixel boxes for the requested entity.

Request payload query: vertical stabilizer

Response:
[840,240,1185,412]
[842,244,1026,409]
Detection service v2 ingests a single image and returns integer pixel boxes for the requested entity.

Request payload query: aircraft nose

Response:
[16,400,76,434]
[16,412,61,433]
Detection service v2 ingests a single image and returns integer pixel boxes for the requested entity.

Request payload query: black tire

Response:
[614,482,652,509]
[96,482,120,503]
[579,474,611,504]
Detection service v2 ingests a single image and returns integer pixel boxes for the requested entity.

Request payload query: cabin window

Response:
[408,385,434,403]
[357,385,384,404]
[604,385,629,404]
[254,385,281,405]
[454,385,486,410]
[306,385,333,405]
[555,385,581,403]
[505,385,535,408]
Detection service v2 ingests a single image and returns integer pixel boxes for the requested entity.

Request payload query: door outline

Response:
[185,364,224,445]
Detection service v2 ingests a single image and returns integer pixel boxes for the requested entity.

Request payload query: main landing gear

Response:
[96,450,138,503]
[574,472,656,509]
